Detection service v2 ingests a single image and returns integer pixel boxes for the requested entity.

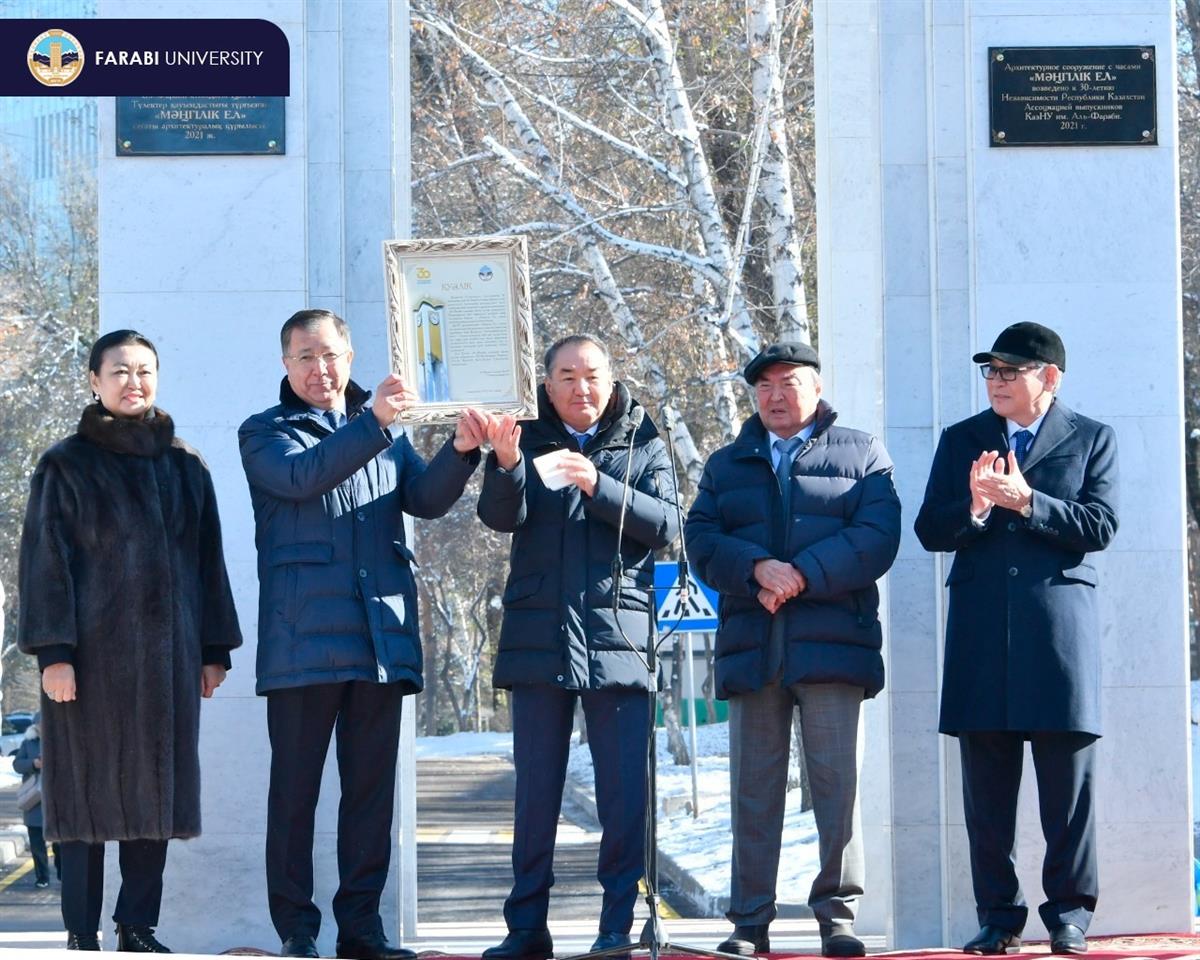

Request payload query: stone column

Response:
[815,0,1190,947]
[96,2,412,954]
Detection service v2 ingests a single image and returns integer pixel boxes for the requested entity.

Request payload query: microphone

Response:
[662,408,690,606]
[612,406,646,620]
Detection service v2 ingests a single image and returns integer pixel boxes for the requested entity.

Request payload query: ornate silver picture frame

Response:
[383,235,538,425]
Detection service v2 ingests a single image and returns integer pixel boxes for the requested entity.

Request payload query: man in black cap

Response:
[686,343,900,958]
[915,322,1119,956]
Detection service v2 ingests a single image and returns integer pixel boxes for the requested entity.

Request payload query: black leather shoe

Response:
[1050,924,1087,955]
[336,933,418,960]
[716,925,770,956]
[822,932,866,958]
[963,925,1022,955]
[115,923,172,953]
[482,929,555,960]
[282,934,320,958]
[66,932,100,951]
[590,932,633,958]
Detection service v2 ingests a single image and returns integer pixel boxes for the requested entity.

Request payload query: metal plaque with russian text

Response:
[116,96,284,155]
[988,46,1156,147]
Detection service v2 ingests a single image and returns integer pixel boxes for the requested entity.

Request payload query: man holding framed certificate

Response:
[476,335,679,960]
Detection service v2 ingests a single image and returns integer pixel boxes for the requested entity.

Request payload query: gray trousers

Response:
[728,680,865,932]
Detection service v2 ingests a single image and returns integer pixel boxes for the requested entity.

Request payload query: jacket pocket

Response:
[269,542,333,623]
[503,573,543,606]
[393,541,419,566]
[944,560,973,587]
[1060,562,1097,586]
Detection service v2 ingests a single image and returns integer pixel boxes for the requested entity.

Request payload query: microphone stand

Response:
[565,408,738,960]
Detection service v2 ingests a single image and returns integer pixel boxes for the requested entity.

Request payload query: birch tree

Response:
[410,0,816,463]
[0,157,97,712]
[406,0,818,737]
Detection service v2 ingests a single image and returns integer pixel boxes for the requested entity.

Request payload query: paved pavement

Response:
[0,754,729,953]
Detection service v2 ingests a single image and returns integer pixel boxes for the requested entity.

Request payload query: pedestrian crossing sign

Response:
[654,561,719,631]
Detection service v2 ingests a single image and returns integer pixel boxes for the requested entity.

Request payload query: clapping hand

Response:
[973,450,1033,514]
[487,415,522,470]
[453,407,491,453]
[968,450,1000,518]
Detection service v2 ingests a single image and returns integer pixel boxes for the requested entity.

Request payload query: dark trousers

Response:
[27,825,49,884]
[505,685,649,935]
[266,680,405,942]
[59,839,168,935]
[959,731,1098,934]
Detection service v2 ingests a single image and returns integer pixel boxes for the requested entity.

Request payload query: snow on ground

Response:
[567,721,820,901]
[0,756,21,789]
[1192,681,1199,837]
[415,731,513,759]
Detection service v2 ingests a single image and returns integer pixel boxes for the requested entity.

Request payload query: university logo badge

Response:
[28,29,85,87]
[478,264,494,281]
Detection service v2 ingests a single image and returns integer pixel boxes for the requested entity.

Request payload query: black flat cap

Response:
[972,322,1066,372]
[743,341,821,384]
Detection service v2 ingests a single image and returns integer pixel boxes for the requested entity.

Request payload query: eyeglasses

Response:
[979,363,1042,382]
[286,349,348,369]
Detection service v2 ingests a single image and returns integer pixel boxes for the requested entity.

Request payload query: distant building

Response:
[0,0,98,209]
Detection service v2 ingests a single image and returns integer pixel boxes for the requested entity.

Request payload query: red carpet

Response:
[330,939,1200,960]
[763,937,1200,960]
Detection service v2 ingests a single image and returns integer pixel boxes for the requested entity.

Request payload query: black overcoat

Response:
[17,405,242,842]
[478,383,679,690]
[914,400,1118,736]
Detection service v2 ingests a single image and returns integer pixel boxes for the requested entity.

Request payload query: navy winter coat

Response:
[685,402,901,700]
[239,379,479,695]
[13,732,43,829]
[478,383,679,691]
[914,400,1118,736]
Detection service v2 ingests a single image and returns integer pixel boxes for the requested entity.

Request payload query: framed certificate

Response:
[383,235,538,424]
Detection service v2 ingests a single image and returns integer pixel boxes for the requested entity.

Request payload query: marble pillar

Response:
[95,1,412,954]
[815,0,1191,947]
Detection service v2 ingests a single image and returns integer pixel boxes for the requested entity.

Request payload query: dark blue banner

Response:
[1,19,289,96]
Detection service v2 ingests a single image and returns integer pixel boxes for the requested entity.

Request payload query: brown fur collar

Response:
[77,403,175,457]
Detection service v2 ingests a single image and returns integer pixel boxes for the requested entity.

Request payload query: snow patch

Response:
[567,721,820,901]
[0,756,21,789]
[415,731,514,759]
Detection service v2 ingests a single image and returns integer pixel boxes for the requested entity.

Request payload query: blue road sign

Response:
[654,561,719,631]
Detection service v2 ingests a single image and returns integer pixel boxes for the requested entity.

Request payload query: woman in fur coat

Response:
[17,329,242,953]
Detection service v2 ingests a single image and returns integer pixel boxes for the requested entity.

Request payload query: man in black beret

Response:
[685,343,901,958]
[915,322,1119,956]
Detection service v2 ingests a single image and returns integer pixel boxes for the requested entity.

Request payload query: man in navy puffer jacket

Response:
[685,342,900,960]
[240,308,487,960]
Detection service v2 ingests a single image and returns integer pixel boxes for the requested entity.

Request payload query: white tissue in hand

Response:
[532,450,574,490]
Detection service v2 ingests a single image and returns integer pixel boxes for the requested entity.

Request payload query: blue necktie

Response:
[324,410,343,432]
[1012,429,1033,466]
[774,437,803,496]
[767,436,804,681]
[571,431,589,451]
